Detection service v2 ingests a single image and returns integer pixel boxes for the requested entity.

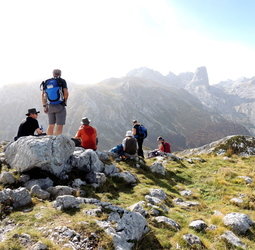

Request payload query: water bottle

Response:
[40,125,43,132]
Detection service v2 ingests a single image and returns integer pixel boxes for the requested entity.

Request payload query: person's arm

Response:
[75,130,82,140]
[34,120,42,135]
[132,127,136,136]
[41,90,48,113]
[63,88,69,105]
[35,128,43,134]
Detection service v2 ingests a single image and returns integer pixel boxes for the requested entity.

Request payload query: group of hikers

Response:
[14,69,171,159]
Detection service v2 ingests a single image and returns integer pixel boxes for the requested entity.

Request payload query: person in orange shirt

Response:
[75,117,97,150]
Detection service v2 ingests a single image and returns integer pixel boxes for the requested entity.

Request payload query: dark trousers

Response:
[137,138,144,158]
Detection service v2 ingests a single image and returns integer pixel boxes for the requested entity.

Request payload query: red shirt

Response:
[159,141,171,153]
[75,125,97,150]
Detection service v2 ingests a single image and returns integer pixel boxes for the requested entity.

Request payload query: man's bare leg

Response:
[55,125,63,135]
[47,124,55,135]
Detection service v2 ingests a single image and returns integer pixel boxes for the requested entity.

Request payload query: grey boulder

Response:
[4,135,74,177]
[223,212,254,235]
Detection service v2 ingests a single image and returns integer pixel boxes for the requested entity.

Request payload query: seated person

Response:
[148,136,171,158]
[14,108,43,141]
[122,130,137,156]
[74,117,97,150]
[110,130,137,158]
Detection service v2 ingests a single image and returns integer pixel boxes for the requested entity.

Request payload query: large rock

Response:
[69,149,104,173]
[4,135,75,177]
[97,210,149,250]
[223,213,254,235]
[0,188,31,208]
[47,186,75,199]
[24,178,54,190]
[53,195,82,210]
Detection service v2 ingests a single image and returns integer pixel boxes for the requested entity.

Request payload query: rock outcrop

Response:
[5,135,75,177]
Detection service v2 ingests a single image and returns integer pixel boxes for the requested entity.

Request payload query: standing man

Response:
[14,108,43,141]
[41,69,69,135]
[74,117,98,150]
[132,120,147,158]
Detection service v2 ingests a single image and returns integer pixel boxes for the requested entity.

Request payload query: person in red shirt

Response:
[75,117,97,150]
[147,136,171,158]
[157,136,171,153]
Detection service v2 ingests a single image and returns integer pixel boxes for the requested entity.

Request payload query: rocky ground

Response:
[0,135,255,249]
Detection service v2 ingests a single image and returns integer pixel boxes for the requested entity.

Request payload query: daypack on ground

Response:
[42,78,64,104]
[137,125,147,139]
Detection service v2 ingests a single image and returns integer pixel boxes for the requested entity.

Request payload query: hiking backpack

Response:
[137,124,147,139]
[42,78,64,104]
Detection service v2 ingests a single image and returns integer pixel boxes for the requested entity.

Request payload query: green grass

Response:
[1,152,255,249]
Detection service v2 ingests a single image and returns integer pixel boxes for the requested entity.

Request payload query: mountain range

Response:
[0,66,254,151]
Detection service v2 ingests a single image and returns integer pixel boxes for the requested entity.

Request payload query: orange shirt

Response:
[75,125,97,150]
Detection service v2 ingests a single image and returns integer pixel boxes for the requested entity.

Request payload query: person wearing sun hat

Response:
[122,130,137,155]
[74,117,98,150]
[14,108,43,141]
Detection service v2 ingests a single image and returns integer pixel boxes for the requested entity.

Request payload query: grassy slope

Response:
[0,153,255,249]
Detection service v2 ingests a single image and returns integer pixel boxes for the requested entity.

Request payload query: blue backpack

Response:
[137,125,147,139]
[43,78,64,104]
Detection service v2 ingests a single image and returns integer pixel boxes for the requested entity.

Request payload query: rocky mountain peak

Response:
[126,67,170,85]
[189,66,209,87]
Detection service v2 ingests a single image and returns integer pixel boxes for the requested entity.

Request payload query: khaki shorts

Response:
[48,104,66,125]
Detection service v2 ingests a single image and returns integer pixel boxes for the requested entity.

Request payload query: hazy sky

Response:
[1,0,255,85]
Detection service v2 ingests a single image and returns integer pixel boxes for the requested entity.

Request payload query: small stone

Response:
[189,220,208,231]
[230,197,244,205]
[180,190,192,196]
[154,216,180,231]
[0,172,16,185]
[183,234,203,247]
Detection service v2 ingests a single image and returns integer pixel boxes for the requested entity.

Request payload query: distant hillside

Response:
[0,74,249,151]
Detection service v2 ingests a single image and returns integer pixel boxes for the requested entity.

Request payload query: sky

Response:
[0,0,255,85]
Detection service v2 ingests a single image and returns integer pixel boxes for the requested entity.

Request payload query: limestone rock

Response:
[12,188,32,208]
[149,162,166,175]
[230,197,244,205]
[86,172,106,188]
[145,195,162,205]
[0,188,32,209]
[31,241,48,250]
[180,190,192,196]
[128,201,147,217]
[0,172,16,185]
[173,198,200,207]
[112,171,138,184]
[149,188,167,200]
[47,186,75,199]
[223,212,254,235]
[183,233,203,247]
[238,176,253,184]
[154,216,180,231]
[71,178,86,188]
[30,185,50,200]
[103,164,119,176]
[69,149,104,173]
[25,178,53,190]
[53,195,82,210]
[4,135,74,177]
[221,231,246,249]
[189,220,208,231]
[97,210,149,250]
